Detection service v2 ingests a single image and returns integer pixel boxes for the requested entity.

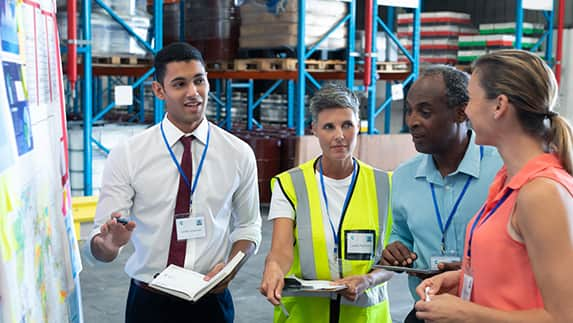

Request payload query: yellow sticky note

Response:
[0,174,17,261]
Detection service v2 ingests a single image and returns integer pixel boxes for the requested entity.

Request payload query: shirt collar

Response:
[415,130,482,181]
[484,153,562,207]
[506,153,563,190]
[162,115,209,147]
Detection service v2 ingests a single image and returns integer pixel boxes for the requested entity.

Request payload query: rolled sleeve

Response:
[83,143,134,264]
[230,146,262,251]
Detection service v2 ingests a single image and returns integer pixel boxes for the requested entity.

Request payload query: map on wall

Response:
[0,0,83,322]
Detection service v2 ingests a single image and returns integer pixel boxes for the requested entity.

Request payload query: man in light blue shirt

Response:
[381,65,502,320]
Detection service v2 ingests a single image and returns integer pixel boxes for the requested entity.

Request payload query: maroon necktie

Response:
[167,135,193,267]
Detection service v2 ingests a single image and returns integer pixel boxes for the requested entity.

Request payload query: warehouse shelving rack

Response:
[70,0,419,194]
[209,0,421,136]
[515,0,555,64]
[73,0,164,195]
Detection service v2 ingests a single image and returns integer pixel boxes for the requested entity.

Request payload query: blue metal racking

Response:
[210,0,421,136]
[515,0,555,65]
[77,0,164,195]
[73,0,423,195]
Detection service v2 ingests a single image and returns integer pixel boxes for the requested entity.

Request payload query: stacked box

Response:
[457,22,545,65]
[397,11,477,65]
[239,0,347,50]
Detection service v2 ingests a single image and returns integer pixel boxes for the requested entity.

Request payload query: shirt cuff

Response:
[230,227,262,254]
[82,225,123,266]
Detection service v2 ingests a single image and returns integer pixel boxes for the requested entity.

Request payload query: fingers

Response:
[437,261,461,271]
[382,241,415,266]
[260,270,284,305]
[415,279,437,300]
[204,263,225,280]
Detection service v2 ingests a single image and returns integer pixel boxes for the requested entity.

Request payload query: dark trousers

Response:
[126,279,234,323]
[404,307,424,323]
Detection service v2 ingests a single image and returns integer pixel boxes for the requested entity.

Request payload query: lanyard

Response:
[466,188,514,259]
[160,121,211,205]
[319,157,357,254]
[430,146,483,253]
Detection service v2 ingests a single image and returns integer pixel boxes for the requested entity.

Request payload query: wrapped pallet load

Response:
[239,0,348,50]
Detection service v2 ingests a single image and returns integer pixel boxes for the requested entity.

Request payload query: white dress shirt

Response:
[86,117,262,283]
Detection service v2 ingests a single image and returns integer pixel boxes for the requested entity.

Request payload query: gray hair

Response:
[309,83,360,123]
[420,64,470,109]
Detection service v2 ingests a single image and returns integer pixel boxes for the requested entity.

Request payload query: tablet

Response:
[373,265,440,275]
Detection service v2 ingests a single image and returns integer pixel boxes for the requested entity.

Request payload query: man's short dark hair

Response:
[154,42,205,84]
[420,65,470,109]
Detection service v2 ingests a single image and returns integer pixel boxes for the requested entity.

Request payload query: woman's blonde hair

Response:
[472,49,573,174]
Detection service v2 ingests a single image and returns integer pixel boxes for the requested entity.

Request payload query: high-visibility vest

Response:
[271,157,393,323]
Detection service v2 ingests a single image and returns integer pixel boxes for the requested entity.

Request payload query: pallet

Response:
[206,61,235,71]
[92,56,152,65]
[234,58,299,71]
[375,61,410,73]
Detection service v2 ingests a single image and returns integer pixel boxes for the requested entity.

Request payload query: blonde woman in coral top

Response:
[413,49,573,323]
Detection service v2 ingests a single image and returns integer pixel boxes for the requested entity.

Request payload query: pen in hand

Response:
[278,301,289,318]
[424,286,431,302]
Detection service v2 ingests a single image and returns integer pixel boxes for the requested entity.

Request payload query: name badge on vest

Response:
[176,216,206,240]
[344,230,375,260]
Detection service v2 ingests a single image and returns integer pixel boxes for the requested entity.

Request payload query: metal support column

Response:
[296,0,306,136]
[515,0,524,49]
[287,80,295,128]
[367,1,378,134]
[82,0,93,195]
[383,6,395,134]
[153,0,164,123]
[346,0,356,88]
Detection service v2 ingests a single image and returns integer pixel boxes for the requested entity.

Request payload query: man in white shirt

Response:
[86,42,262,323]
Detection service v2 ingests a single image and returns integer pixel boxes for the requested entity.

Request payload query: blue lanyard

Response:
[466,188,514,259]
[160,121,210,205]
[430,146,483,253]
[319,157,357,254]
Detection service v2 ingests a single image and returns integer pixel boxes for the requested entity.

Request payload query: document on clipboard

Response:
[283,276,347,292]
[373,265,440,275]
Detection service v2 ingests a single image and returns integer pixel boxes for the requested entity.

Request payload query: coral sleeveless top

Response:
[460,154,573,310]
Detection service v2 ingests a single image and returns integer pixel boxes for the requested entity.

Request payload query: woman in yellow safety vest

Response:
[260,83,394,323]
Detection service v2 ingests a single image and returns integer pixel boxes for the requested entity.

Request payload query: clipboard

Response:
[373,264,440,275]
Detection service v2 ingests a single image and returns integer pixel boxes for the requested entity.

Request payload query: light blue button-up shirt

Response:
[390,131,503,299]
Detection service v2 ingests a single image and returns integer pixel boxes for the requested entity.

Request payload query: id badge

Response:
[176,216,206,240]
[430,255,461,270]
[461,273,473,301]
[344,230,375,260]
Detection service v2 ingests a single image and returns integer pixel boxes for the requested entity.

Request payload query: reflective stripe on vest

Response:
[290,168,317,279]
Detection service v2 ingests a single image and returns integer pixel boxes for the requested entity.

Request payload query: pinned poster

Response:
[2,60,33,156]
[0,0,20,55]
[0,63,17,173]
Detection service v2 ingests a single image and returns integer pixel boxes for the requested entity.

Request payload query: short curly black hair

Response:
[420,65,470,109]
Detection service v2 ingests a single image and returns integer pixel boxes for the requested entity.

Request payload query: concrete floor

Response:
[79,209,414,323]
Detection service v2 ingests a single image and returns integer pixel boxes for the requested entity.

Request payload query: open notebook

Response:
[149,251,245,302]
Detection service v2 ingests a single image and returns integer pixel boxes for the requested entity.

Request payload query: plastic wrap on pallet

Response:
[239,0,348,50]
[58,9,151,57]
